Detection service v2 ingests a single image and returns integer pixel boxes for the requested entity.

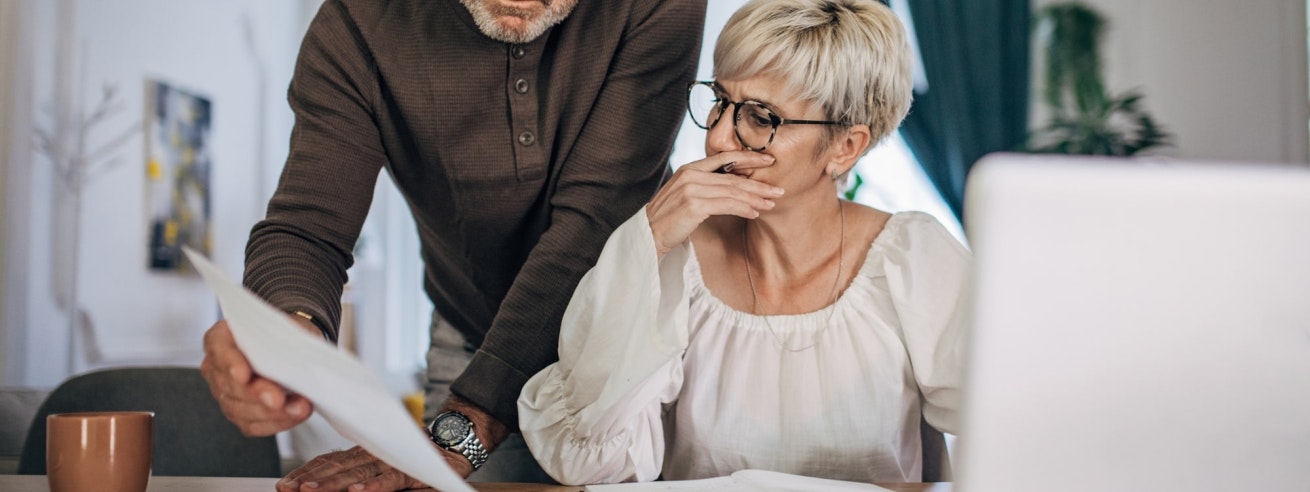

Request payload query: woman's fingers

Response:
[647,167,786,257]
[698,196,770,220]
[681,150,778,176]
[716,151,776,174]
[680,150,767,174]
[726,174,786,199]
[680,179,779,213]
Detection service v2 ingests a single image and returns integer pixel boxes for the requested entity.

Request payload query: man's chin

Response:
[461,0,575,44]
[479,19,543,44]
[488,16,536,35]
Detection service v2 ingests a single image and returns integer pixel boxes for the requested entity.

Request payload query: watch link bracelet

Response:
[428,411,489,471]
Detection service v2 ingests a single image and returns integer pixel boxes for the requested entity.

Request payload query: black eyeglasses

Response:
[687,81,844,152]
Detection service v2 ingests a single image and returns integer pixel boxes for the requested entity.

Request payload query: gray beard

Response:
[458,0,576,44]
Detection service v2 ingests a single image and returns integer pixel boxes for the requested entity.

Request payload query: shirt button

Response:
[518,131,536,146]
[511,45,526,59]
[514,79,529,94]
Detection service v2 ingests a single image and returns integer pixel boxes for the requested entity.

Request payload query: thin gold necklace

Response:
[743,200,845,352]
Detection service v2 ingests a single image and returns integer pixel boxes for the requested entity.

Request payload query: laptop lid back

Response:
[956,154,1310,492]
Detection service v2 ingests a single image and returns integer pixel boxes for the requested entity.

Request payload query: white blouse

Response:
[518,208,971,486]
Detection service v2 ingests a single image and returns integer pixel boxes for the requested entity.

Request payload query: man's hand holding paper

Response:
[200,320,315,437]
[186,248,474,492]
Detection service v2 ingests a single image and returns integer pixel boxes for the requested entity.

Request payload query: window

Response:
[849,134,966,244]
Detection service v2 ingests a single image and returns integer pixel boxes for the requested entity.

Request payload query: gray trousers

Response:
[425,316,555,483]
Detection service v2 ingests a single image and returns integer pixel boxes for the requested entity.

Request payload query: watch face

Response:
[434,414,470,446]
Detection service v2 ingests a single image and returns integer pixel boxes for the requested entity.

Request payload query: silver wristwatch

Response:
[428,411,489,471]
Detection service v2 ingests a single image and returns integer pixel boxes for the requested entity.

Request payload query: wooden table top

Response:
[471,484,950,492]
[0,474,951,491]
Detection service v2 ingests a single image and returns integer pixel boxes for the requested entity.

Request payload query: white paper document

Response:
[586,470,892,492]
[185,248,473,492]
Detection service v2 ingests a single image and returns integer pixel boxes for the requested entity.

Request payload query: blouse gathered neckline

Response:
[684,212,911,331]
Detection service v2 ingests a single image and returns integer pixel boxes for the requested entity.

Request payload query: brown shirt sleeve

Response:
[243,0,383,340]
[450,0,707,426]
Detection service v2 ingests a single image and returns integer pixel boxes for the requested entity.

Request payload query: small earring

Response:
[828,168,838,178]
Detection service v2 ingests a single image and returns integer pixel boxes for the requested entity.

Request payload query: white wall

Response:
[1033,0,1309,164]
[1,0,307,387]
[0,0,21,386]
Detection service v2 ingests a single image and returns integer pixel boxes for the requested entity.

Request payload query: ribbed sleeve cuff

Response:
[244,230,350,343]
[450,349,532,429]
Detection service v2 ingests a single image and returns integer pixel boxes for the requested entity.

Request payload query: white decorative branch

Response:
[31,38,140,372]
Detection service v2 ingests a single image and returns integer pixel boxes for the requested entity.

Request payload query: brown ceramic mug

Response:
[47,411,154,492]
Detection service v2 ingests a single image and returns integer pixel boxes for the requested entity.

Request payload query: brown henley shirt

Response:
[243,0,705,427]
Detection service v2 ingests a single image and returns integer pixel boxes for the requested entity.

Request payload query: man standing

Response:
[199,0,705,488]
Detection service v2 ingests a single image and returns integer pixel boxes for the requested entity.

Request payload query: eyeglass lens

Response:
[687,83,776,151]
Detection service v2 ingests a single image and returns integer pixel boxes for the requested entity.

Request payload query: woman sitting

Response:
[518,0,970,485]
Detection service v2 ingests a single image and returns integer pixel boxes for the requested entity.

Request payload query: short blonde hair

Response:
[714,0,913,151]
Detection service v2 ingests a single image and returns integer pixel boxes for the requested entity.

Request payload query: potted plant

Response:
[1025,2,1171,155]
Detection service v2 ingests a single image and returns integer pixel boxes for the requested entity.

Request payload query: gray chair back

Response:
[18,366,280,477]
[0,388,50,473]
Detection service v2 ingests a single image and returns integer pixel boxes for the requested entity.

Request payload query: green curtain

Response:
[899,0,1031,220]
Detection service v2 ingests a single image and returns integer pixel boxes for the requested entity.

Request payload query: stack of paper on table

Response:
[587,470,892,491]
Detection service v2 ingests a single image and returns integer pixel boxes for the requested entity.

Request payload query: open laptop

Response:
[955,154,1310,492]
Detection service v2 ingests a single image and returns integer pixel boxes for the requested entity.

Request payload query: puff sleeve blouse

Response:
[518,208,971,485]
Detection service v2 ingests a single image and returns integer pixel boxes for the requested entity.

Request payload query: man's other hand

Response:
[276,445,473,492]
